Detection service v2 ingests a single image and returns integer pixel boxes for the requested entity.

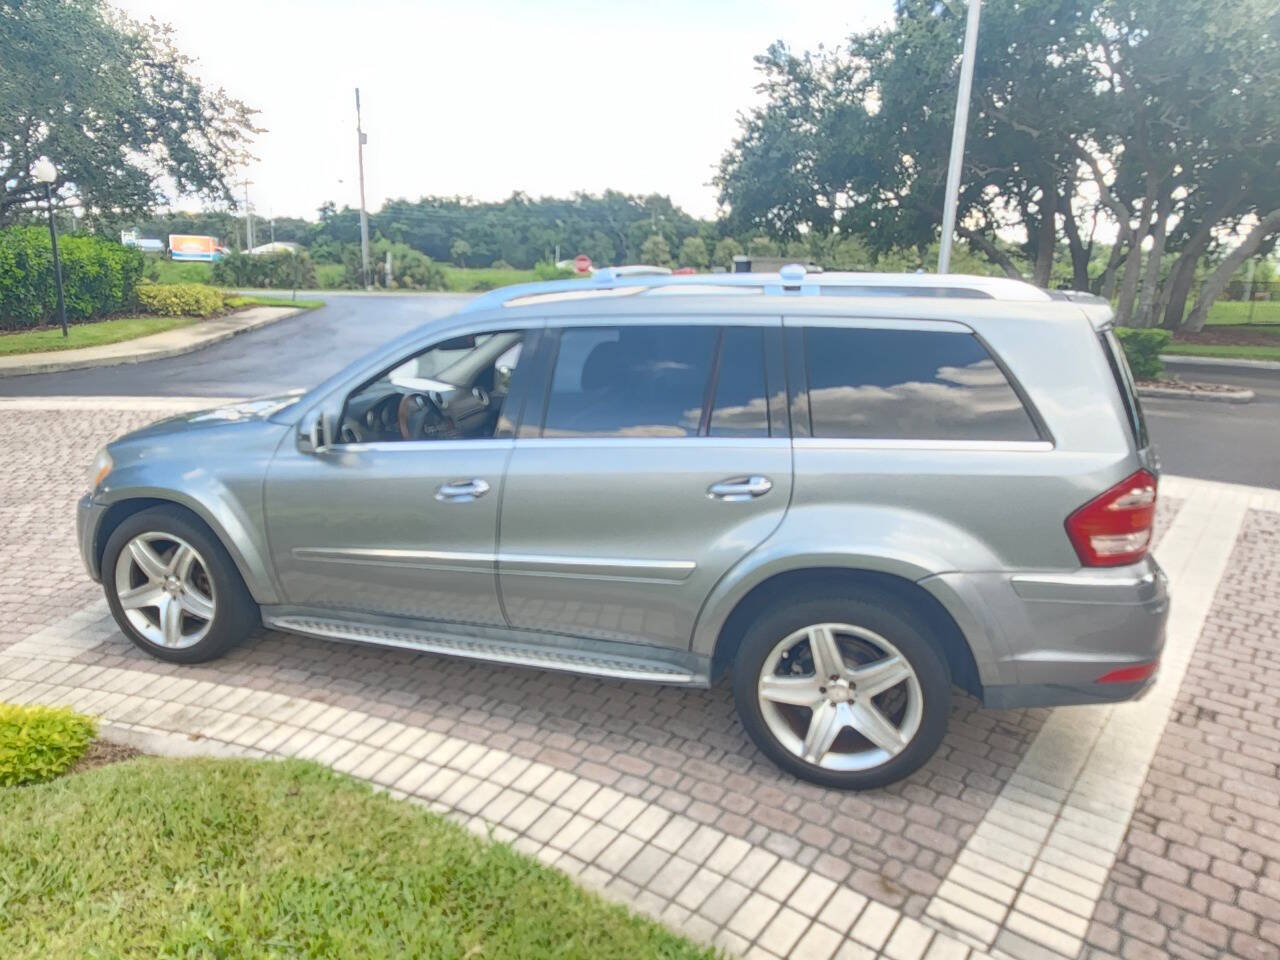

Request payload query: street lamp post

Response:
[937,0,983,275]
[31,157,68,337]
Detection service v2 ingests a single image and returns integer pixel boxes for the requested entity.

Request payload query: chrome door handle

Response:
[435,478,490,502]
[707,475,773,501]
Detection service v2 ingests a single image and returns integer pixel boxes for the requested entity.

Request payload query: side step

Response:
[266,614,701,684]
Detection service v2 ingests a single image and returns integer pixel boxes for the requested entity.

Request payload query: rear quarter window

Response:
[803,327,1040,442]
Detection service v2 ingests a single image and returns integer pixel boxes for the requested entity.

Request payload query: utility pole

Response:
[355,88,372,290]
[937,0,982,274]
[241,179,255,251]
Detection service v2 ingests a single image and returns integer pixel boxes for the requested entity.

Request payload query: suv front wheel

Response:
[732,588,951,789]
[102,505,259,664]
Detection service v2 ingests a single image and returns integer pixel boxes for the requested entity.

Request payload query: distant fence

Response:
[1204,279,1280,323]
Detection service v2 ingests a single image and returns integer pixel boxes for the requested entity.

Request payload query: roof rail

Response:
[457,264,1052,313]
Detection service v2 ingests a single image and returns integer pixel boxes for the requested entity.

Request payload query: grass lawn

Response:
[1203,299,1280,325]
[439,264,543,292]
[0,756,715,959]
[0,315,197,355]
[1163,342,1280,361]
[225,293,325,310]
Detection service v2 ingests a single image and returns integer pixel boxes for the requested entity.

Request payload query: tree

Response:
[450,239,472,267]
[678,236,709,269]
[713,237,743,268]
[0,0,258,224]
[640,234,672,266]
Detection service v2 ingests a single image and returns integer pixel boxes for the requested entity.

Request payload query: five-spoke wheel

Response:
[114,533,216,649]
[733,588,950,789]
[103,505,258,663]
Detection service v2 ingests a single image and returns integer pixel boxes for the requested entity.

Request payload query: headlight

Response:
[88,448,113,491]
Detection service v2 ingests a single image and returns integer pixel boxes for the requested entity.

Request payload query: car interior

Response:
[338,331,523,443]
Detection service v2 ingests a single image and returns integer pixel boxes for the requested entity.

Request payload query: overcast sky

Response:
[112,0,894,222]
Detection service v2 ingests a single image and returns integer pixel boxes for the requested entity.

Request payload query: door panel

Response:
[497,439,792,648]
[497,320,792,650]
[265,440,510,625]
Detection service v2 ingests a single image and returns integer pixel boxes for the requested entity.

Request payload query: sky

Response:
[112,0,895,222]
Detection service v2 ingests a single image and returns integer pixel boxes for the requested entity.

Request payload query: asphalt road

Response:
[1,294,1275,488]
[0,293,470,399]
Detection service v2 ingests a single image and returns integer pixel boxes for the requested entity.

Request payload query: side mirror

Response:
[298,403,339,454]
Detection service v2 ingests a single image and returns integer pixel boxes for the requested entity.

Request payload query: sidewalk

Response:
[0,306,304,378]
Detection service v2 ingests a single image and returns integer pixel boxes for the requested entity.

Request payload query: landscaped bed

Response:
[1166,322,1280,361]
[0,704,714,959]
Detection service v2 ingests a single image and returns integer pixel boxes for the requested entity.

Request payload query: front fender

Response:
[95,420,288,604]
[689,503,1009,685]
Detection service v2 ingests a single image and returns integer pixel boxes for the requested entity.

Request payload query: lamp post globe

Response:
[31,157,68,337]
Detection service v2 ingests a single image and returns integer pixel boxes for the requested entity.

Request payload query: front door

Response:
[497,321,792,650]
[264,328,532,627]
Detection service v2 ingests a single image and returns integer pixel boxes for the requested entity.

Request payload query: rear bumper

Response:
[924,556,1169,709]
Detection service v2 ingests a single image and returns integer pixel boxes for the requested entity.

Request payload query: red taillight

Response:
[1065,469,1157,567]
[1095,661,1159,685]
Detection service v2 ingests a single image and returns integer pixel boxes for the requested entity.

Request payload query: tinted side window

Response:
[710,328,771,438]
[543,326,716,437]
[804,327,1039,441]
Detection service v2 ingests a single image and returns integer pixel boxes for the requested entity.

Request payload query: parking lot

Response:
[1,396,1277,960]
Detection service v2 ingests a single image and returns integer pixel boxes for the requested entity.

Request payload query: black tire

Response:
[102,505,259,664]
[731,587,951,790]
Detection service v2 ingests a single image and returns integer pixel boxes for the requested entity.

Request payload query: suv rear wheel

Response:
[102,505,258,664]
[732,588,951,789]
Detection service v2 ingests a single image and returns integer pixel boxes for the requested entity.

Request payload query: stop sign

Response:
[573,254,592,274]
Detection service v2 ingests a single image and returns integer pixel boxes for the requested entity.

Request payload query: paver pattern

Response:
[1,397,1276,960]
[1084,508,1280,960]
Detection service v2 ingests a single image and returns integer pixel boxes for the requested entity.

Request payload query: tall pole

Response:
[937,0,982,274]
[241,179,255,250]
[355,88,372,290]
[44,184,68,337]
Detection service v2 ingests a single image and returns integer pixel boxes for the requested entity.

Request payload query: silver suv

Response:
[77,268,1168,789]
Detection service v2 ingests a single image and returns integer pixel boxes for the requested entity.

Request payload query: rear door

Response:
[496,318,792,650]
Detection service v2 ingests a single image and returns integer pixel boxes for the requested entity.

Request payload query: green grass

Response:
[0,703,95,787]
[225,294,325,310]
[146,257,214,285]
[1162,342,1280,361]
[315,262,345,289]
[438,264,543,292]
[1203,299,1280,325]
[0,757,717,959]
[0,315,197,355]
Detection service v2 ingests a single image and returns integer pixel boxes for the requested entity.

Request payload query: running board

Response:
[265,614,702,684]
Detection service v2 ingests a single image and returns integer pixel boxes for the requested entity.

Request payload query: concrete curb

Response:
[1160,353,1280,372]
[1137,384,1255,403]
[0,306,305,378]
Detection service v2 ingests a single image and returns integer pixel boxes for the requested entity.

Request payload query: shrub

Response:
[135,282,225,317]
[0,703,97,787]
[533,260,575,281]
[0,226,143,330]
[1114,327,1171,380]
[343,241,447,290]
[490,259,512,270]
[211,250,317,289]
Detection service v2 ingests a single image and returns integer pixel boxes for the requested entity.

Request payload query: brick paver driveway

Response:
[2,396,1278,960]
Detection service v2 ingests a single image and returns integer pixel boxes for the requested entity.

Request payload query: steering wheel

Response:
[397,392,453,440]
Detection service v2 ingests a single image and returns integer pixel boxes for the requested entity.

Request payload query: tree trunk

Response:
[1097,239,1126,298]
[1113,229,1147,326]
[1135,192,1169,327]
[1032,179,1057,288]
[958,226,1023,280]
[1059,194,1092,291]
[1184,207,1280,331]
[1160,188,1243,329]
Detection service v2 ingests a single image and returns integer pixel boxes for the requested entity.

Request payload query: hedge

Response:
[1114,327,1171,380]
[0,226,143,331]
[211,250,317,289]
[135,282,226,318]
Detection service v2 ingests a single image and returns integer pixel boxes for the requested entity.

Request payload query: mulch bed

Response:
[1137,378,1251,395]
[1172,325,1280,346]
[69,739,142,775]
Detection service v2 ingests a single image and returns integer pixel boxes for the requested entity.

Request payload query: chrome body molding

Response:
[292,547,696,583]
[792,438,1054,453]
[263,611,706,684]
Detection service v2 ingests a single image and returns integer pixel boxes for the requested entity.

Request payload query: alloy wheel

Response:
[756,622,923,771]
[113,532,217,649]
